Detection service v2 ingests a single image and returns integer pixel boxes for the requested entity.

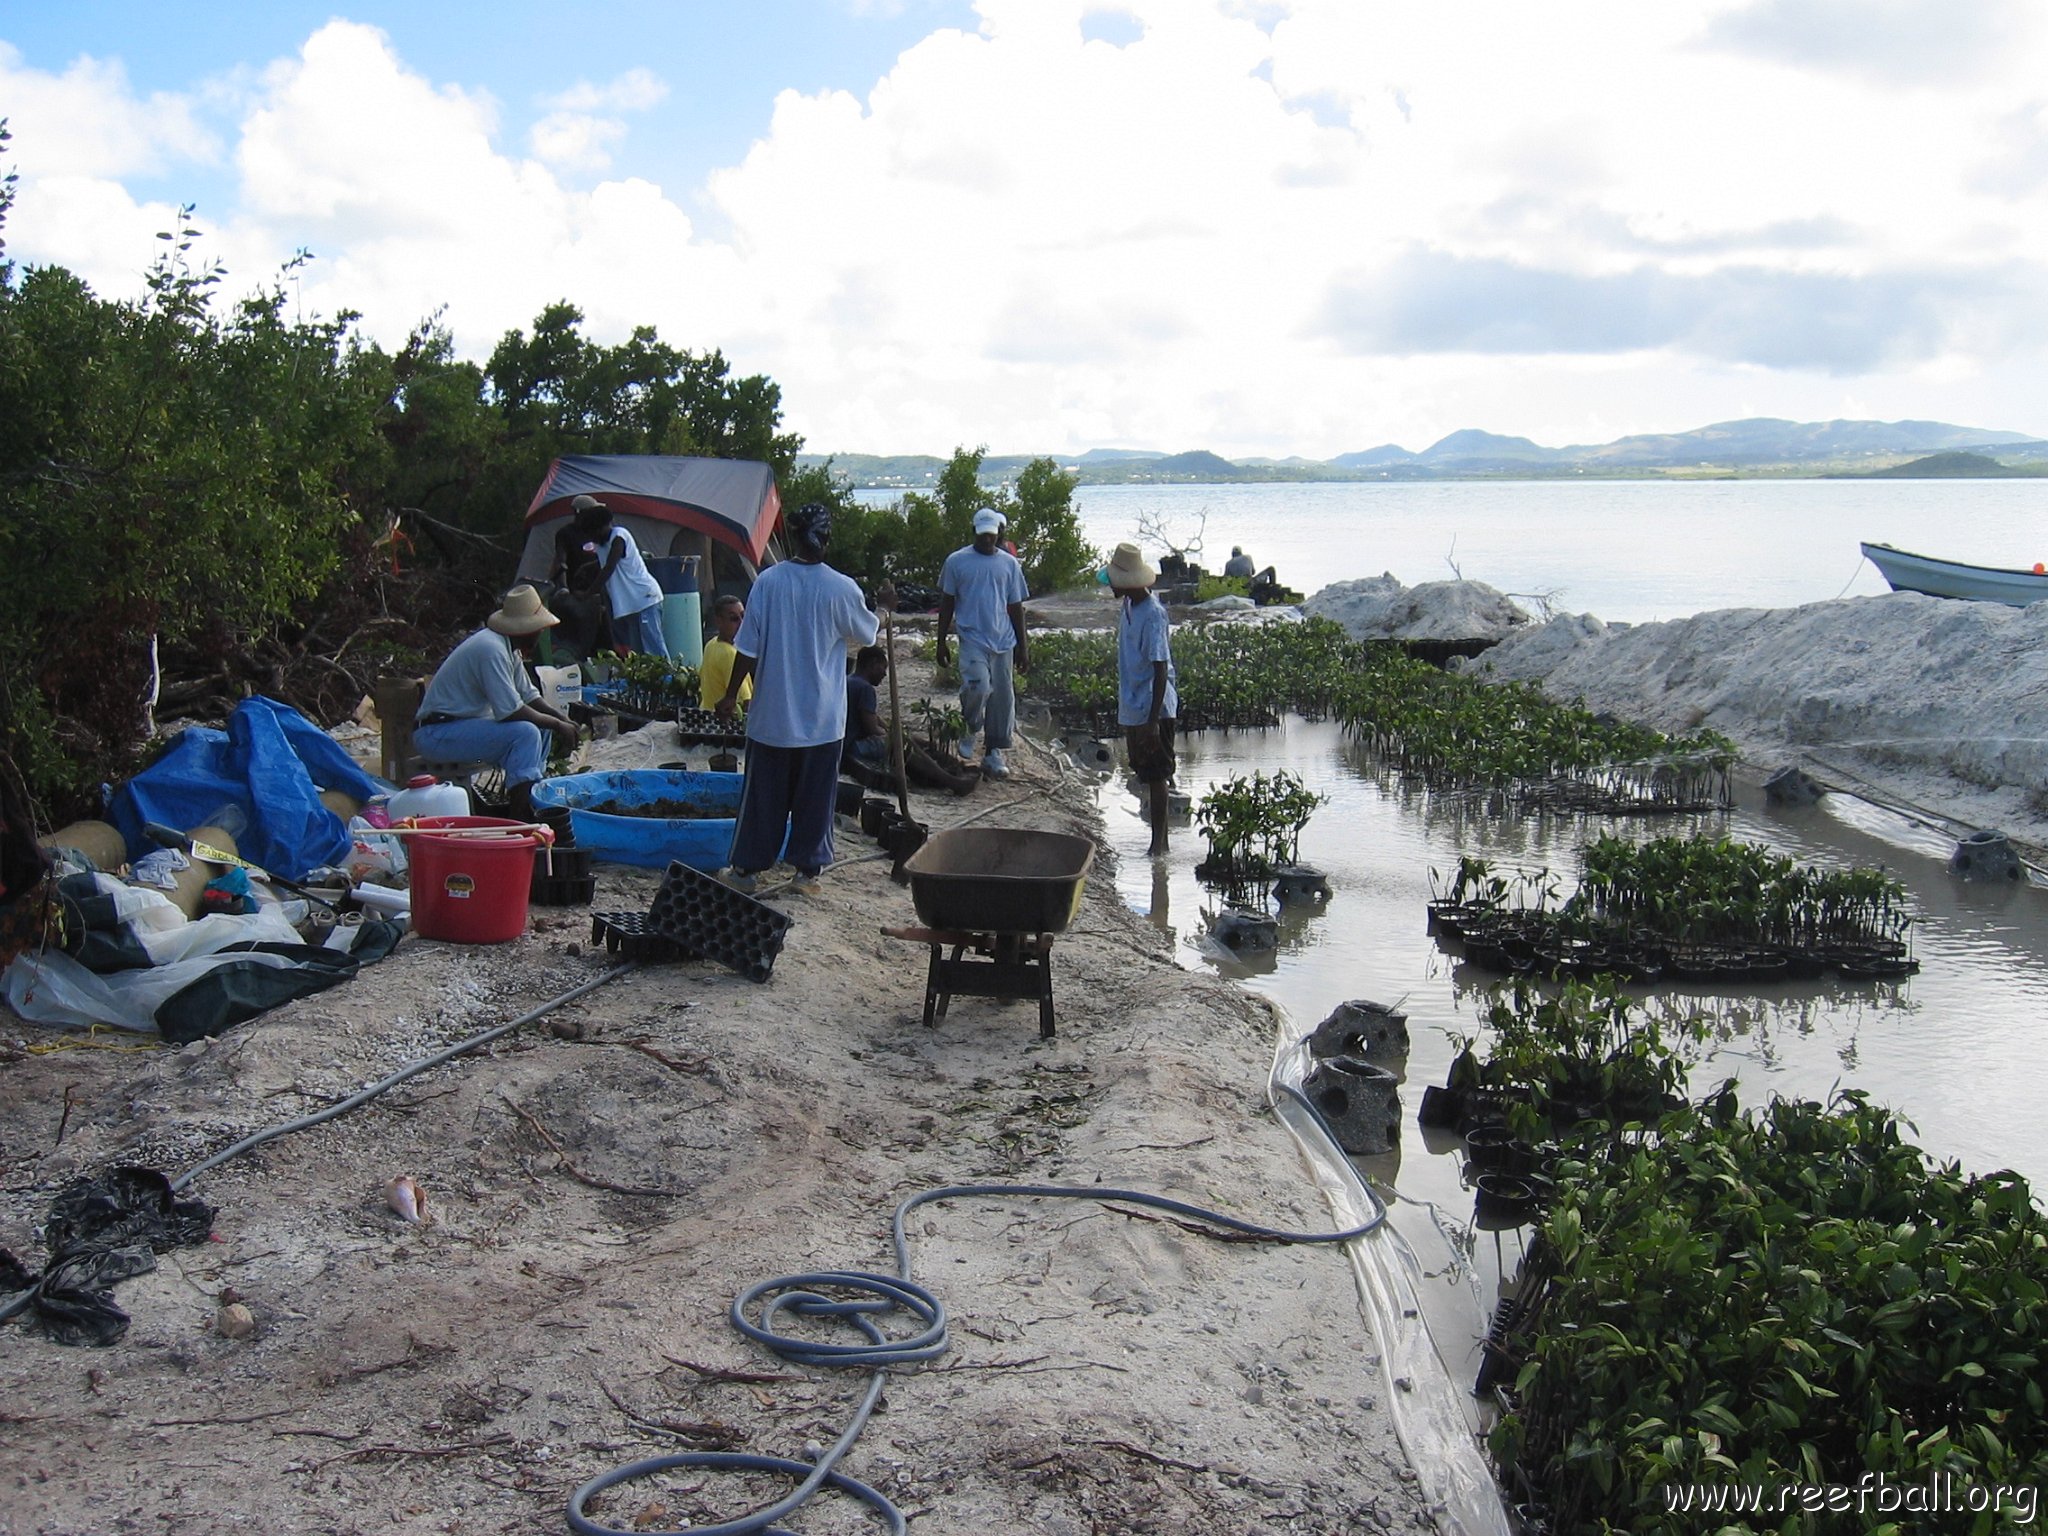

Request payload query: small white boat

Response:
[1860,542,2048,606]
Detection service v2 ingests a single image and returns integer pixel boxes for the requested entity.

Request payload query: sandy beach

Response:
[0,638,1436,1536]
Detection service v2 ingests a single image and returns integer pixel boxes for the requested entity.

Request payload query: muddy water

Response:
[1090,717,2048,1405]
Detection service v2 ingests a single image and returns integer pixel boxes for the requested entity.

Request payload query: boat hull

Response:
[1860,542,2048,606]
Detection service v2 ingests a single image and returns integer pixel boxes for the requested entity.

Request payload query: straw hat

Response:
[1105,542,1157,589]
[487,585,561,636]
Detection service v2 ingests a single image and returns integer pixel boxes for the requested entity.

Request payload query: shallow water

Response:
[1088,717,2048,1402]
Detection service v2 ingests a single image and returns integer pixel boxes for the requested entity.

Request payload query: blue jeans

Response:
[620,606,670,658]
[957,643,1015,751]
[413,717,546,785]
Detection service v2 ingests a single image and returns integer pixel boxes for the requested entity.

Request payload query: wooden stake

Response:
[883,606,912,822]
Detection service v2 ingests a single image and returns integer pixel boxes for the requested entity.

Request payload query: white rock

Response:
[1305,574,1533,643]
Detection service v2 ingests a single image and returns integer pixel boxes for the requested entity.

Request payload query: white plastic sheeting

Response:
[3,878,303,1030]
[1269,1029,1512,1536]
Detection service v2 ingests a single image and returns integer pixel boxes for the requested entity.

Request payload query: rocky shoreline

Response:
[1305,572,2048,861]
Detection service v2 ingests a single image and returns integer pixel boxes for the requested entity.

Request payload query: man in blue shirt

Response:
[714,504,881,895]
[935,508,1030,779]
[1107,543,1178,855]
[413,585,581,823]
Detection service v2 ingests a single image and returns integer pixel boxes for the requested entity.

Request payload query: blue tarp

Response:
[110,698,382,881]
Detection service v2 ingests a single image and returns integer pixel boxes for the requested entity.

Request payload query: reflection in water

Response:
[1096,711,2048,1411]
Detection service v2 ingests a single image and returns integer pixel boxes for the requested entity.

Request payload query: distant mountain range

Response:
[800,417,2048,487]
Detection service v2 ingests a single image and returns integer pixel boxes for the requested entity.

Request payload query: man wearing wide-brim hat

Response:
[1106,543,1178,855]
[414,585,581,821]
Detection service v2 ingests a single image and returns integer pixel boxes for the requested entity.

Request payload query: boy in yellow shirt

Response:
[698,594,754,711]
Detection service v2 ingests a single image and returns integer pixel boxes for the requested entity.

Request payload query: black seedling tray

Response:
[591,911,695,963]
[671,706,747,747]
[647,860,792,983]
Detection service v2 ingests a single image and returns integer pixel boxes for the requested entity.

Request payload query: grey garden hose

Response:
[568,1135,1387,1536]
[0,963,638,1327]
[170,961,638,1191]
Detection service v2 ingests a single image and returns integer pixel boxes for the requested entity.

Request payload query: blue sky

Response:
[6,1,2048,456]
[1,1,977,220]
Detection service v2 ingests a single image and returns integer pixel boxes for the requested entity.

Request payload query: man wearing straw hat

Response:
[1106,543,1179,855]
[414,585,580,823]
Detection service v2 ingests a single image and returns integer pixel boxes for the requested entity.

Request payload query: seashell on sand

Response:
[385,1174,428,1223]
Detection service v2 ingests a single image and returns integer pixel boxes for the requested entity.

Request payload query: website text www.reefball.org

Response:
[1663,1472,2037,1524]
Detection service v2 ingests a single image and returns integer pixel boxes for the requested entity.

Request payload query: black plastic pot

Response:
[1474,1172,1540,1227]
[1464,1123,1524,1170]
[1418,1084,1463,1128]
[859,797,894,837]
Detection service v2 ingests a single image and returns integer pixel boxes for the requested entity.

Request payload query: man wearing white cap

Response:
[935,507,1030,779]
[414,585,581,822]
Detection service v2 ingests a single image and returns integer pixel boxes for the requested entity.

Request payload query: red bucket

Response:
[408,816,541,944]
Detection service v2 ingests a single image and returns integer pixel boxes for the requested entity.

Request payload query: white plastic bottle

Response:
[387,773,470,821]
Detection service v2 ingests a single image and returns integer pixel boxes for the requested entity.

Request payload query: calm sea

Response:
[1061,478,2046,624]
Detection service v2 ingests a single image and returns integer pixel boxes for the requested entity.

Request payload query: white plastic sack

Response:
[3,904,303,1031]
[344,816,408,883]
[536,663,583,713]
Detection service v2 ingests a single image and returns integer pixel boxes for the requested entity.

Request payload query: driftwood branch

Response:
[501,1095,686,1198]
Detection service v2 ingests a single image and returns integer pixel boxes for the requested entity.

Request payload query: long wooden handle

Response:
[883,609,911,821]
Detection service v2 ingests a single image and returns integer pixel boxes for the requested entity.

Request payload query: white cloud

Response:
[10,1,2048,454]
[529,111,628,174]
[543,67,668,115]
[0,41,217,178]
[529,67,667,172]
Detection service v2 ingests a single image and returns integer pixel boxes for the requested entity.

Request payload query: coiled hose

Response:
[567,1153,1387,1536]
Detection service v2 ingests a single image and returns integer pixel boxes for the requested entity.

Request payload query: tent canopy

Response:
[525,455,781,564]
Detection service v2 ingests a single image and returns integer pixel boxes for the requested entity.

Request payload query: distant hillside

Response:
[1330,443,1418,469]
[1851,451,2040,479]
[1570,417,2034,469]
[805,416,2046,487]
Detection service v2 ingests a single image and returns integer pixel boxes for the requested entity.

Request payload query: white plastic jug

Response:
[388,774,470,821]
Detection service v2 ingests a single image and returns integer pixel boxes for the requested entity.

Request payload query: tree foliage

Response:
[827,445,1098,592]
[0,123,807,814]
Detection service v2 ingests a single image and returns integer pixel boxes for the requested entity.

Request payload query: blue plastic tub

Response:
[532,769,780,870]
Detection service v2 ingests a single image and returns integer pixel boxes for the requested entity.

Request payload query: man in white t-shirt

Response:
[713,502,881,894]
[935,508,1030,780]
[574,495,669,658]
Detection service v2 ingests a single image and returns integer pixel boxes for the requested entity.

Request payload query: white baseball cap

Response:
[973,508,1004,535]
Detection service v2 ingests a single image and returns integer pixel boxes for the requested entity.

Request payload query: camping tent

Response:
[514,455,782,596]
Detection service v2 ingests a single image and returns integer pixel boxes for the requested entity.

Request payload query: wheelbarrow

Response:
[884,827,1097,1037]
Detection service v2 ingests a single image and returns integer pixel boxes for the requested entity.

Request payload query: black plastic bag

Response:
[3,1167,215,1347]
